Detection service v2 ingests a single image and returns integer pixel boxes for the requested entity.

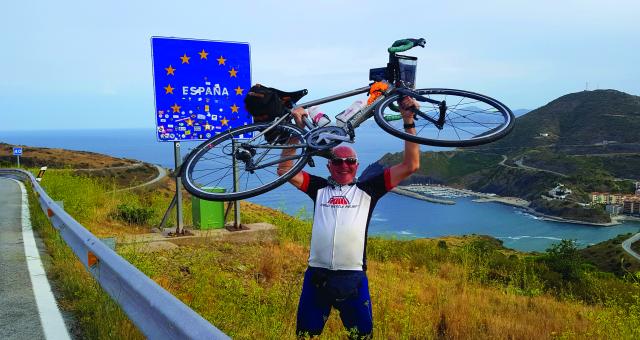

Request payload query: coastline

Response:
[391,187,455,205]
[396,184,627,227]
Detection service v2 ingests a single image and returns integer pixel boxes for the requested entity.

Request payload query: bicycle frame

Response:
[181,37,516,201]
[242,80,446,154]
[240,40,449,158]
[295,82,446,142]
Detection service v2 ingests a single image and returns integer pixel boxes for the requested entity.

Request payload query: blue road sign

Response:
[13,147,23,156]
[151,37,252,142]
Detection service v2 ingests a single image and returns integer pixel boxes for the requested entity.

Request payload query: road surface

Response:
[622,232,640,262]
[0,177,70,340]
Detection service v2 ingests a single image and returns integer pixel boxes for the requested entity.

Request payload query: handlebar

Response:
[388,38,426,53]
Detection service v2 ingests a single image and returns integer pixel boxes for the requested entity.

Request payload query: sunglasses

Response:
[330,157,358,166]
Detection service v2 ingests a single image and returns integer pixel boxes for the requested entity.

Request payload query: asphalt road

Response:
[622,232,640,261]
[0,177,70,340]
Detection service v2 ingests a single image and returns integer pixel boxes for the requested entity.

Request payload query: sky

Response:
[1,0,639,131]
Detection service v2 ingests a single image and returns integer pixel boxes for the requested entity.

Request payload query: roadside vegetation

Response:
[25,168,640,339]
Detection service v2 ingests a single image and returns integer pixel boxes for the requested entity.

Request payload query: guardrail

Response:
[0,169,229,340]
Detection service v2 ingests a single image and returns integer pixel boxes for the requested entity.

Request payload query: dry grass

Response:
[0,142,139,169]
[117,240,603,339]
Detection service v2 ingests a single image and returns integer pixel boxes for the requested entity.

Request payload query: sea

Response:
[2,123,639,252]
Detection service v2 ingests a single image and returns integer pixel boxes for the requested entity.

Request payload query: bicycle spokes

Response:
[375,88,513,147]
[182,124,309,200]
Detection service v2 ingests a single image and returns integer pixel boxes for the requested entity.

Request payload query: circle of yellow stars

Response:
[161,49,245,131]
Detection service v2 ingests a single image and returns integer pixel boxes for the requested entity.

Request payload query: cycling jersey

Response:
[298,168,394,271]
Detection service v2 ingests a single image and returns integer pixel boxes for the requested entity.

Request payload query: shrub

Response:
[437,240,448,250]
[542,239,583,282]
[111,203,154,225]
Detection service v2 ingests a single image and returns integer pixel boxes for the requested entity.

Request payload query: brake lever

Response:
[411,38,426,48]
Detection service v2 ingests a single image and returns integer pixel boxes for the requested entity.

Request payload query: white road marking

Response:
[13,179,71,340]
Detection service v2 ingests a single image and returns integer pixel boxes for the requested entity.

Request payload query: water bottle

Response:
[307,106,331,127]
[336,100,365,127]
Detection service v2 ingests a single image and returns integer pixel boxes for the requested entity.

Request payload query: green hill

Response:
[378,90,640,223]
[476,89,640,155]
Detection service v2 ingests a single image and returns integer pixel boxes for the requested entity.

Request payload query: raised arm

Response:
[388,97,420,187]
[277,107,308,189]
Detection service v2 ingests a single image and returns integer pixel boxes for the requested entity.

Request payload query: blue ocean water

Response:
[2,124,639,252]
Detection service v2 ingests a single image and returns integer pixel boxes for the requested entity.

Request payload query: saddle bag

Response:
[244,84,287,122]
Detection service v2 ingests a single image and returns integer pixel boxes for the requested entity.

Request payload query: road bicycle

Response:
[181,38,515,201]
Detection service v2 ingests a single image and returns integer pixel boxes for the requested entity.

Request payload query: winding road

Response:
[115,164,168,192]
[494,153,640,261]
[622,233,640,261]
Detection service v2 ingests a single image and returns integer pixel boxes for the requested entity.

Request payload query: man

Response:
[277,97,420,338]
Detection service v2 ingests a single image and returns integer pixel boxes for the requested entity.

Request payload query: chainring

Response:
[306,126,348,150]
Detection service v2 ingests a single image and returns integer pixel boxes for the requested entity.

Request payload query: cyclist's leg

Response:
[334,273,373,339]
[296,268,332,337]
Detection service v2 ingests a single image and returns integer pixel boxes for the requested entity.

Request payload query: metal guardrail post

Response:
[0,169,229,339]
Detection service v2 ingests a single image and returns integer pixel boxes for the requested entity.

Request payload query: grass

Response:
[25,168,640,339]
[26,172,144,339]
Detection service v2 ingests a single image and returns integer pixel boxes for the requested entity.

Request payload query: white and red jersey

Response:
[298,169,394,271]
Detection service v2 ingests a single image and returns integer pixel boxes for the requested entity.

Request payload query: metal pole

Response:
[16,156,20,168]
[174,142,184,234]
[231,140,241,229]
[159,194,177,229]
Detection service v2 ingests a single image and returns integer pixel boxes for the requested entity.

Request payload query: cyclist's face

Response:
[327,146,359,185]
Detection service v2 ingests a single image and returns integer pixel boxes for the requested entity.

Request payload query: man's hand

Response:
[291,107,308,129]
[279,107,307,189]
[398,96,419,124]
[388,96,421,188]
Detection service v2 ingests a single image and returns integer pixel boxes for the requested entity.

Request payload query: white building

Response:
[548,183,572,199]
[605,204,623,215]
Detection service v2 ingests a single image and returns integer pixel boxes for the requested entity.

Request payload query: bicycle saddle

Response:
[273,88,308,106]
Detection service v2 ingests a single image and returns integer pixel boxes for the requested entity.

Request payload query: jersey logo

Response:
[327,196,350,205]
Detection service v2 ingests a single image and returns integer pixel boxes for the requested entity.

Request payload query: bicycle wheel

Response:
[181,123,309,201]
[374,88,514,147]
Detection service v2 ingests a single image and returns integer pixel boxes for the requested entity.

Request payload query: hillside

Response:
[379,90,640,223]
[0,142,138,168]
[477,89,640,155]
[0,142,160,187]
[6,144,640,338]
[581,233,640,276]
[31,161,640,338]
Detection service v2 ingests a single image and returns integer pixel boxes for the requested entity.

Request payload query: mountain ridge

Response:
[377,89,640,223]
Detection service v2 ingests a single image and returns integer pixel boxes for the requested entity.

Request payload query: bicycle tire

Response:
[181,123,309,201]
[374,88,515,147]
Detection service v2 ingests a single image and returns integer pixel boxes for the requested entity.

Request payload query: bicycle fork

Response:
[395,88,448,129]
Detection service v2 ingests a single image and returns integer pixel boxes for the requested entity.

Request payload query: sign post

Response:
[151,37,251,233]
[13,147,22,167]
[174,142,184,233]
[231,140,241,229]
[36,166,48,182]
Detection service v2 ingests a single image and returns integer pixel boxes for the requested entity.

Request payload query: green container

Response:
[191,187,225,229]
